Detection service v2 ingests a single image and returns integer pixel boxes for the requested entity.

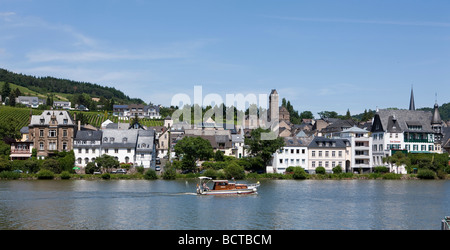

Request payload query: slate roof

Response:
[283,136,313,147]
[376,109,434,133]
[308,137,350,148]
[75,130,103,141]
[29,110,75,126]
[102,129,139,148]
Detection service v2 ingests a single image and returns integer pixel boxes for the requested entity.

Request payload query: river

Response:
[0,179,449,230]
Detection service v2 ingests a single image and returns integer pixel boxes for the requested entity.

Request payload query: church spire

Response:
[409,86,415,111]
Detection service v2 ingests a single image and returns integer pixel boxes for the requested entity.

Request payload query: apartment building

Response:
[307,137,351,173]
[28,110,76,159]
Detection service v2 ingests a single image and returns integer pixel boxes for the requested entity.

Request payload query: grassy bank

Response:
[1,170,448,181]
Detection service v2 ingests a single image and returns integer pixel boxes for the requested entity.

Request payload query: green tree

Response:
[299,111,314,121]
[1,82,11,100]
[95,154,119,173]
[224,161,245,179]
[244,128,285,170]
[174,136,214,170]
[383,151,409,174]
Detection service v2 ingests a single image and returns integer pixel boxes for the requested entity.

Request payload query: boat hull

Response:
[197,188,257,195]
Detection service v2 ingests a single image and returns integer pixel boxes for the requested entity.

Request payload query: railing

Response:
[442,216,450,230]
[404,138,430,143]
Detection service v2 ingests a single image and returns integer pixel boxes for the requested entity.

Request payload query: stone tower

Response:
[269,89,279,122]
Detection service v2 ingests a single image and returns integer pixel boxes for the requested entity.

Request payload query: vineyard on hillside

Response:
[0,106,42,131]
[0,106,164,131]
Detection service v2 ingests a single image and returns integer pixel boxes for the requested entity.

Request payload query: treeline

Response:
[0,68,144,104]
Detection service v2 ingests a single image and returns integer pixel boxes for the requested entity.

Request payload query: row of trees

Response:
[172,128,285,179]
[384,151,450,178]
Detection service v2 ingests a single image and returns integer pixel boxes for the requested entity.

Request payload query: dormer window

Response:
[123,137,128,143]
[104,137,108,142]
[110,137,115,143]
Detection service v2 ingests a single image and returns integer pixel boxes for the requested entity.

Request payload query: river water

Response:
[0,179,448,230]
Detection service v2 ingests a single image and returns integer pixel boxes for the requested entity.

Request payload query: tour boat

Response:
[196,177,260,195]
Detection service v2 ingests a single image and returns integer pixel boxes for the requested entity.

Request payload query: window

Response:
[39,142,44,150]
[63,142,67,151]
[312,161,315,168]
[49,130,57,137]
[39,130,44,137]
[78,149,82,153]
[85,149,89,154]
[115,149,119,154]
[63,130,67,137]
[302,149,305,154]
[77,158,82,164]
[312,151,315,157]
[325,151,329,157]
[279,159,283,164]
[48,142,56,150]
[318,161,323,167]
[319,151,322,157]
[123,137,128,143]
[127,148,131,153]
[332,151,336,157]
[338,151,343,157]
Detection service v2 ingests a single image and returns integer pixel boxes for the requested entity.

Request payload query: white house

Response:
[308,137,351,173]
[74,130,103,167]
[272,136,311,174]
[340,126,373,173]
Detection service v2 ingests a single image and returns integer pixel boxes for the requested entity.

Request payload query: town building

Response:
[307,137,351,173]
[74,130,103,167]
[112,104,161,120]
[16,96,46,108]
[28,110,76,159]
[340,126,373,173]
[53,101,71,110]
[271,136,311,174]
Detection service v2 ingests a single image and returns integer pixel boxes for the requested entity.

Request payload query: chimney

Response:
[78,120,81,131]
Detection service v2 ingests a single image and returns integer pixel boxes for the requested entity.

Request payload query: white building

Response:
[272,136,311,174]
[340,126,373,173]
[74,130,103,167]
[308,137,351,173]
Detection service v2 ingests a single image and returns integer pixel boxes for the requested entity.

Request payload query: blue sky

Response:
[1,0,449,117]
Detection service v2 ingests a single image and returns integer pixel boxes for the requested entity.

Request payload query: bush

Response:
[37,169,55,180]
[417,169,436,179]
[162,167,177,180]
[60,171,71,180]
[101,173,111,180]
[292,167,308,180]
[374,166,389,174]
[203,168,218,179]
[315,166,326,175]
[224,162,245,179]
[0,171,21,180]
[332,165,342,174]
[144,169,158,180]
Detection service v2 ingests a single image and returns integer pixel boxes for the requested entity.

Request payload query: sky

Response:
[1,0,449,117]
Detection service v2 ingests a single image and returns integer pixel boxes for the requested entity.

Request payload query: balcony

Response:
[404,138,431,143]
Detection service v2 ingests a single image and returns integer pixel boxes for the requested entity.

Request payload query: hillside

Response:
[0,68,144,104]
[0,106,163,130]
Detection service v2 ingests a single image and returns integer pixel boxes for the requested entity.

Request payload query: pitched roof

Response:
[29,110,75,126]
[375,109,433,133]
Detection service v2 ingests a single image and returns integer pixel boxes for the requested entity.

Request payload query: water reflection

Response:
[0,180,449,230]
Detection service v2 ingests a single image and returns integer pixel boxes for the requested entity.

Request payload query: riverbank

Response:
[1,170,448,181]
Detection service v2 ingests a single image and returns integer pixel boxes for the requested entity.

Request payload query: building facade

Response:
[308,137,351,173]
[340,126,373,173]
[272,136,310,174]
[28,110,76,159]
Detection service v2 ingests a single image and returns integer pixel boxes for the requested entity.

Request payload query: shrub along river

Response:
[0,179,449,230]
